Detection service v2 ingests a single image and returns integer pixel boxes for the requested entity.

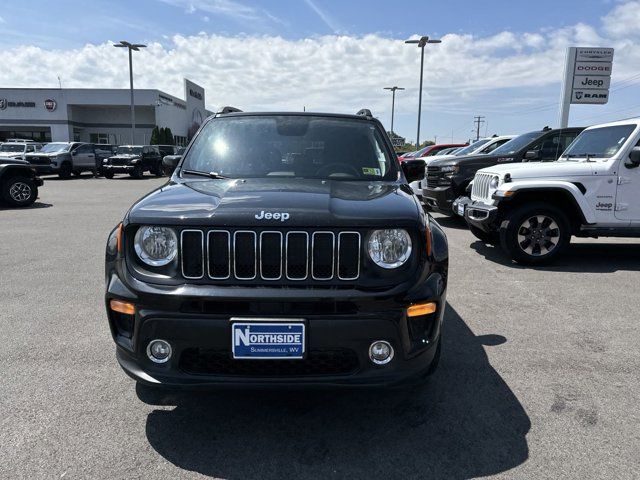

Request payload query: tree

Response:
[150,126,160,145]
[163,127,175,145]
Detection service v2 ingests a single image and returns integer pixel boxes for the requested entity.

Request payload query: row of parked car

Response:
[0,139,185,207]
[402,119,640,265]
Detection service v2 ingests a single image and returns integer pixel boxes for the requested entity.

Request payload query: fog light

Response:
[147,339,172,364]
[369,340,394,365]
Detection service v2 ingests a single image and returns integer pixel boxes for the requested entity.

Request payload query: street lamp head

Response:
[113,41,147,51]
[405,36,441,47]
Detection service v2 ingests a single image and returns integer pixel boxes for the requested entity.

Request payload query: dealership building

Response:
[0,78,212,145]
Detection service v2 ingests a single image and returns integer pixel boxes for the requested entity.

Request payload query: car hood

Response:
[25,152,65,158]
[0,158,29,166]
[127,177,421,227]
[480,161,594,179]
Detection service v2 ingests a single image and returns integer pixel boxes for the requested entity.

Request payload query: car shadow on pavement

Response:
[430,214,468,230]
[0,201,52,210]
[470,240,640,273]
[138,305,530,479]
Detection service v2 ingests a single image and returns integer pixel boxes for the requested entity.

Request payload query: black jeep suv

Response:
[0,157,44,207]
[423,126,584,215]
[105,109,449,388]
[102,145,163,179]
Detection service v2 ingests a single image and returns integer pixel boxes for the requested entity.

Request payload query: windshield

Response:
[454,139,490,156]
[182,115,396,181]
[41,143,71,153]
[491,131,541,155]
[0,144,25,153]
[116,146,143,155]
[560,124,636,159]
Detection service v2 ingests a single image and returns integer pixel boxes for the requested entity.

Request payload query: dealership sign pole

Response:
[559,47,614,128]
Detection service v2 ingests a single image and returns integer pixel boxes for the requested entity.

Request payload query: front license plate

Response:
[457,203,465,216]
[232,322,305,359]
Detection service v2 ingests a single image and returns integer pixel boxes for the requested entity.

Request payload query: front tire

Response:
[130,165,143,179]
[59,162,72,179]
[499,202,571,265]
[103,171,115,179]
[2,176,38,207]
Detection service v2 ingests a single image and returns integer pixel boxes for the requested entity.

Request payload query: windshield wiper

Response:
[182,169,229,179]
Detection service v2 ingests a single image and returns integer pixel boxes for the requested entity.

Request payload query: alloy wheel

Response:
[9,182,32,202]
[516,215,560,256]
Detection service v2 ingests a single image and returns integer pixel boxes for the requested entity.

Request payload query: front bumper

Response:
[463,200,499,232]
[103,164,135,173]
[106,267,447,388]
[423,185,456,214]
[30,164,59,174]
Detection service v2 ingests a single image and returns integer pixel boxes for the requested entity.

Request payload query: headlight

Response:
[440,165,458,174]
[134,226,177,266]
[103,159,108,163]
[490,176,500,189]
[367,229,412,269]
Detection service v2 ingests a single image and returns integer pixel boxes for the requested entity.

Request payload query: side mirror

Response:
[162,155,182,173]
[524,150,540,161]
[401,159,425,183]
[626,147,640,168]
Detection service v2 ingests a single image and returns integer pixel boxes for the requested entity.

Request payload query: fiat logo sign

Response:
[44,99,57,111]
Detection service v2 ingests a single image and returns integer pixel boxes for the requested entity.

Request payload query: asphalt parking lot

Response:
[1,176,639,479]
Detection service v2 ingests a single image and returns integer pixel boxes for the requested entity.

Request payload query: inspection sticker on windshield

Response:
[362,167,381,176]
[232,322,305,359]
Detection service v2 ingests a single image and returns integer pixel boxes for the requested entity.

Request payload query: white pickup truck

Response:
[460,118,640,264]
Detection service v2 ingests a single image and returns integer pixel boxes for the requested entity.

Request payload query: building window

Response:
[90,133,110,144]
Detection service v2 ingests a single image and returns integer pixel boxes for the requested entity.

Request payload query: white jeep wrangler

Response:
[460,118,640,264]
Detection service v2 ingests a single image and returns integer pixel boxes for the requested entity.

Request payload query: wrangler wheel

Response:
[499,202,570,265]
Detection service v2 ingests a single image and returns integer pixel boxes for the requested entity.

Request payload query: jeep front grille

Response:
[471,173,494,202]
[180,229,361,282]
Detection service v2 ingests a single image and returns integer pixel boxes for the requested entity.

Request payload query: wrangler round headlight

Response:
[490,176,500,189]
[134,226,177,266]
[367,229,412,269]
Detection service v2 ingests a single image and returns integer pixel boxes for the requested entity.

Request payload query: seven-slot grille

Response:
[180,229,361,282]
[471,172,495,202]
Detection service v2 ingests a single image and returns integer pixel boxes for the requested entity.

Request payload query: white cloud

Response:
[158,0,281,24]
[603,0,640,38]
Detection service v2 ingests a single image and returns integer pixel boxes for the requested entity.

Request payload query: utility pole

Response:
[473,115,485,141]
[383,86,404,135]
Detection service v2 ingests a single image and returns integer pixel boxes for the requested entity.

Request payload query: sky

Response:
[1,0,640,144]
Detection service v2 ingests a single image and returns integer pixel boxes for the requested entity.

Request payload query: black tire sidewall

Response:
[469,225,499,245]
[104,171,114,179]
[59,162,72,179]
[2,176,37,207]
[500,202,570,265]
[131,165,143,179]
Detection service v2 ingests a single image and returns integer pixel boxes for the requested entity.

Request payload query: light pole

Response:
[114,40,147,144]
[383,86,404,137]
[405,35,441,148]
